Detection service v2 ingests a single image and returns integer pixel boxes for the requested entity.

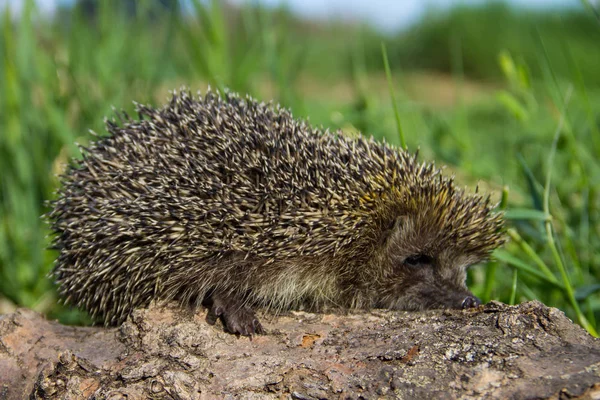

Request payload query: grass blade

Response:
[381,42,406,149]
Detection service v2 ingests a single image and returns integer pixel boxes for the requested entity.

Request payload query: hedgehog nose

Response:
[461,295,481,309]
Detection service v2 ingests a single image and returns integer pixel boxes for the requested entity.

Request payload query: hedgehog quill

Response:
[48,90,505,336]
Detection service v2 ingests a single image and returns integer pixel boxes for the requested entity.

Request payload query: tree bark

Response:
[1,301,599,399]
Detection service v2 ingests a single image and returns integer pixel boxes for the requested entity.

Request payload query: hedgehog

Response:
[48,89,505,336]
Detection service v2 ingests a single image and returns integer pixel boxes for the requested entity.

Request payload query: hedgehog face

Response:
[374,250,481,311]
[373,214,485,311]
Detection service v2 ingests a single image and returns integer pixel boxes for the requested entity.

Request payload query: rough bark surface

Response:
[0,300,599,399]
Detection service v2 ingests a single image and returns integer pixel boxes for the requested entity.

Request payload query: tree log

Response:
[1,301,599,399]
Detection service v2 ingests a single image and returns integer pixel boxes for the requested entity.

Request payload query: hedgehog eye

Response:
[404,254,433,267]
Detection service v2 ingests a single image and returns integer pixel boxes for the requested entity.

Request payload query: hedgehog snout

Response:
[437,286,482,310]
[461,295,482,309]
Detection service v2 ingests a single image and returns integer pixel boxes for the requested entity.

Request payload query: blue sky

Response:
[238,0,580,31]
[1,0,583,31]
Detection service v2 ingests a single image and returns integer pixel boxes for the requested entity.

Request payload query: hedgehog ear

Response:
[391,215,408,235]
[379,215,407,247]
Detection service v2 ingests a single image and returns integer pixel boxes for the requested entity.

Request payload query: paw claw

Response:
[205,310,218,325]
[253,319,264,334]
[205,294,264,336]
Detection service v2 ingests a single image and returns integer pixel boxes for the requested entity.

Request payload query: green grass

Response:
[382,1,600,87]
[0,0,599,335]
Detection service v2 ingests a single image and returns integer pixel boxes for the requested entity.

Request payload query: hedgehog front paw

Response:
[204,294,264,336]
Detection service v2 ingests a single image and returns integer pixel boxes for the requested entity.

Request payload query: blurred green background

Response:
[0,0,599,335]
